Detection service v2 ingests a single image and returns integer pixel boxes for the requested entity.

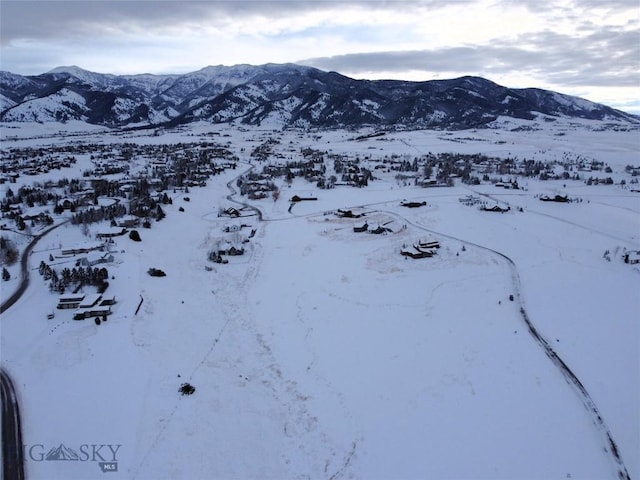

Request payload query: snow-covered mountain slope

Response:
[1,65,638,129]
[1,87,89,123]
[0,93,17,111]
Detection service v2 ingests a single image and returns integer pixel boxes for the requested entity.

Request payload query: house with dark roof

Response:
[400,200,427,208]
[401,249,434,259]
[481,205,510,213]
[369,225,392,235]
[623,251,640,264]
[96,227,128,239]
[540,194,569,202]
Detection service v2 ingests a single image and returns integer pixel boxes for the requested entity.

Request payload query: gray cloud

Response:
[300,26,640,88]
[1,0,636,111]
[500,0,639,12]
[1,1,223,44]
[0,0,461,45]
[495,0,640,33]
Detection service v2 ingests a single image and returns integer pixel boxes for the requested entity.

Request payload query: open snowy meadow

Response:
[1,118,638,479]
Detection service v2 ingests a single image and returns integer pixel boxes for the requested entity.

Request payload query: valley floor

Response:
[0,122,638,479]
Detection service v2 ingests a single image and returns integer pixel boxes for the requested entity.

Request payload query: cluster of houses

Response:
[2,139,243,235]
[246,180,277,200]
[339,209,397,235]
[241,147,377,194]
[58,242,116,267]
[249,137,282,162]
[245,149,326,192]
[224,137,632,201]
[89,158,129,177]
[331,155,373,188]
[218,245,245,256]
[352,222,394,235]
[0,152,77,183]
[237,168,281,199]
[208,222,256,265]
[56,293,116,321]
[494,181,520,189]
[209,241,246,264]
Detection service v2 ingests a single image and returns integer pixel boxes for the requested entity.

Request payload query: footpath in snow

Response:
[0,122,637,479]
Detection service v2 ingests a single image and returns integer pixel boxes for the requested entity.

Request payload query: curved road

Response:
[1,220,69,480]
[225,164,263,221]
[1,220,69,314]
[204,167,632,479]
[376,207,631,480]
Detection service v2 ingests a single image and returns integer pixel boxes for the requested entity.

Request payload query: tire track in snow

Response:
[251,194,631,478]
[375,207,631,480]
[133,168,254,478]
[589,199,640,216]
[525,209,634,245]
[136,166,360,479]
[467,187,636,245]
[225,168,364,479]
[245,190,632,478]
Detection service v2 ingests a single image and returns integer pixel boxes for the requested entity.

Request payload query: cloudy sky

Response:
[1,0,638,112]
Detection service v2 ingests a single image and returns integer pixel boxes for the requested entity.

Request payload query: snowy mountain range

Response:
[1,64,638,129]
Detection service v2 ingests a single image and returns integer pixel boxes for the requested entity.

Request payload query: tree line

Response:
[39,260,109,294]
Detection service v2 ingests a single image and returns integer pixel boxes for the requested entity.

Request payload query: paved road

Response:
[1,219,68,480]
[196,166,633,479]
[225,164,264,221]
[377,207,631,480]
[1,220,68,314]
[1,369,25,480]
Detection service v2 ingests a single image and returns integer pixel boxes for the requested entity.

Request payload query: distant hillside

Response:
[1,64,638,129]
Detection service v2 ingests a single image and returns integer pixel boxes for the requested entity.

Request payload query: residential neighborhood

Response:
[1,120,638,480]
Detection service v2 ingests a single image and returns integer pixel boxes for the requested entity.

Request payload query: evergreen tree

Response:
[156,205,166,221]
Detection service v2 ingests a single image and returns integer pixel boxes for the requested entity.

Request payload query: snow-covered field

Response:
[1,119,638,479]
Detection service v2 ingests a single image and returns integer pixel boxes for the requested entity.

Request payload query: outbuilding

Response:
[57,293,85,309]
[623,251,640,264]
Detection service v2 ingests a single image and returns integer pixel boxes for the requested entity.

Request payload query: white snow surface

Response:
[551,92,598,112]
[2,88,87,123]
[0,93,17,111]
[0,120,638,480]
